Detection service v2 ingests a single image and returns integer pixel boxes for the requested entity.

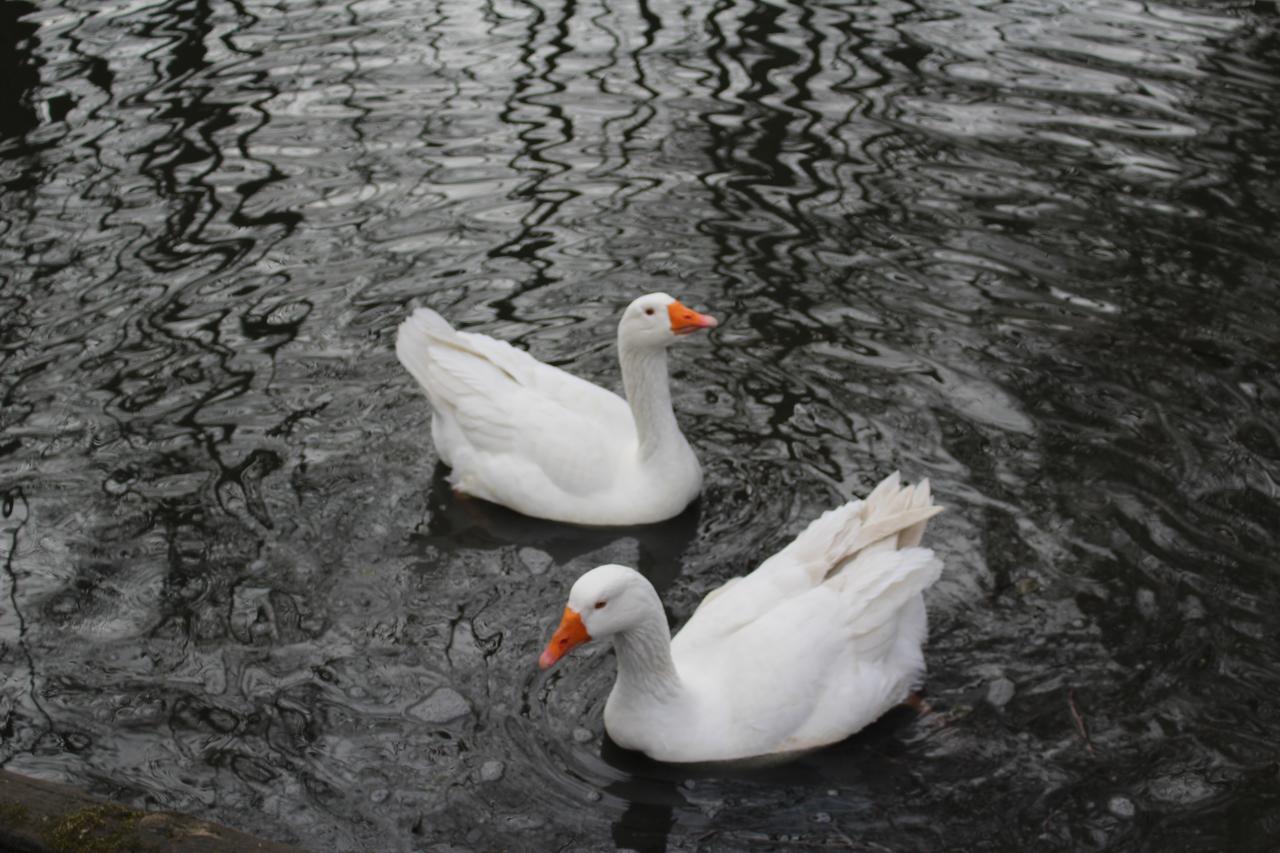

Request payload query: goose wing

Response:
[673,473,940,655]
[396,308,634,496]
[685,546,942,753]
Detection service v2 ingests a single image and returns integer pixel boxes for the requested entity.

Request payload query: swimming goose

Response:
[395,293,717,526]
[539,472,943,763]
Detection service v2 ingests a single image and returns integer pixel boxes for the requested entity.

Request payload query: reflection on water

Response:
[1,0,1279,849]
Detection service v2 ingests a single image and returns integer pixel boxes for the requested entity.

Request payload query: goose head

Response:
[618,292,717,348]
[539,564,655,669]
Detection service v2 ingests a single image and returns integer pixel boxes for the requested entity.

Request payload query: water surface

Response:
[2,0,1279,850]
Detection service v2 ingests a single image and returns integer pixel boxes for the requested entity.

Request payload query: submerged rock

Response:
[519,547,553,575]
[408,688,470,723]
[986,677,1016,708]
[1149,774,1215,804]
[1108,795,1135,818]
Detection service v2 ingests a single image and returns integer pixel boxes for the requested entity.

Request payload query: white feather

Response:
[550,472,947,763]
[395,294,714,524]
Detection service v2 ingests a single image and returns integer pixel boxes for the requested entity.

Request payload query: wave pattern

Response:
[1,0,1279,849]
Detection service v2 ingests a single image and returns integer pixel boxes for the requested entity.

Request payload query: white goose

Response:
[395,293,718,526]
[539,472,944,763]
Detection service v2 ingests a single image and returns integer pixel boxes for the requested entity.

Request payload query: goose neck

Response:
[611,607,682,702]
[618,339,680,459]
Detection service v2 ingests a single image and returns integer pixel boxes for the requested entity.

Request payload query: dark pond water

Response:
[3,0,1280,849]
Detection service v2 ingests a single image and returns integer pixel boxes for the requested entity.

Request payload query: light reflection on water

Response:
[2,0,1278,849]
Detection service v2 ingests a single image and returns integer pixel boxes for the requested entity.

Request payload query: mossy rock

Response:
[0,771,304,853]
[39,803,153,853]
[0,801,33,826]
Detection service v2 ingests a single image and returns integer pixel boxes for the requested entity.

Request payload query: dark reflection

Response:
[486,0,579,305]
[601,706,923,851]
[0,487,56,762]
[702,0,830,301]
[416,464,700,588]
[132,0,297,276]
[607,776,681,853]
[0,1,40,142]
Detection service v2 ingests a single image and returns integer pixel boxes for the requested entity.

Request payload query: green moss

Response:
[39,803,153,853]
[0,800,32,825]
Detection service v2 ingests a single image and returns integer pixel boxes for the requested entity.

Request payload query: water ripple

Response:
[1,0,1279,849]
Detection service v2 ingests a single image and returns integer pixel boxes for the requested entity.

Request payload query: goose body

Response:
[395,293,717,525]
[539,473,944,763]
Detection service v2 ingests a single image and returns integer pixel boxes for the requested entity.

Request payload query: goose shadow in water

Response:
[601,706,924,851]
[410,463,702,591]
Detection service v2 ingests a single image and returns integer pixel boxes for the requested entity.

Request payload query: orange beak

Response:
[539,607,591,670]
[667,300,718,336]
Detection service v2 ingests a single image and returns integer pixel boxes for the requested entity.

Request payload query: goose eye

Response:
[644,307,654,316]
[594,600,607,609]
